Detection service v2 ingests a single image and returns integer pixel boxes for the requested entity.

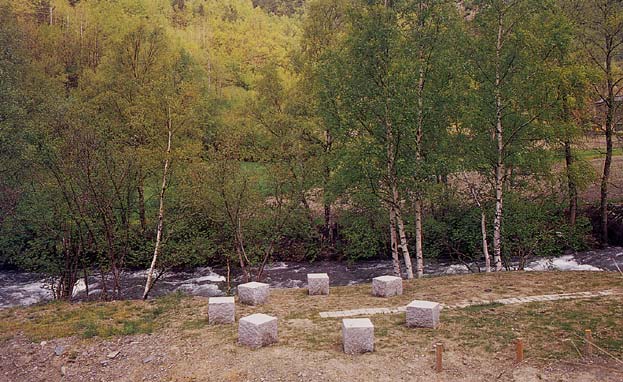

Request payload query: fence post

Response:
[584,329,593,357]
[435,342,443,372]
[515,338,524,363]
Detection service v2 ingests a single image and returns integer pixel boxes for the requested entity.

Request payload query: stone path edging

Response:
[319,289,620,319]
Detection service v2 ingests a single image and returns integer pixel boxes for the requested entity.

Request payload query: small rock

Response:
[142,355,155,364]
[107,350,120,359]
[61,366,67,376]
[100,360,109,366]
[484,288,492,292]
[40,341,47,347]
[54,345,65,356]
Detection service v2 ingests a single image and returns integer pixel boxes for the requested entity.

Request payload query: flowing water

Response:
[1,247,622,309]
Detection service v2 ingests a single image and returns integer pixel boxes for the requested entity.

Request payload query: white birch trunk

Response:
[395,199,414,279]
[493,15,504,272]
[413,199,424,278]
[481,211,491,273]
[413,62,426,280]
[389,205,401,277]
[143,108,173,299]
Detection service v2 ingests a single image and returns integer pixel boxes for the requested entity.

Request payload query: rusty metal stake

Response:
[435,342,443,372]
[515,338,524,363]
[584,329,593,357]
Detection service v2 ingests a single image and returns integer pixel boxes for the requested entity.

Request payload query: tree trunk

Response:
[143,108,173,300]
[389,205,401,277]
[601,114,612,245]
[463,172,491,272]
[413,199,424,278]
[492,15,504,272]
[323,128,334,247]
[600,45,615,245]
[564,139,577,226]
[395,201,414,279]
[481,210,491,273]
[413,60,426,280]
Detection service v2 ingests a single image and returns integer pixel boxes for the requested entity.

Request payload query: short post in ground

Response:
[435,342,443,372]
[515,338,524,363]
[584,329,593,357]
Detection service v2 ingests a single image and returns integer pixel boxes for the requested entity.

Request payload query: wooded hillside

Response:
[1,0,621,300]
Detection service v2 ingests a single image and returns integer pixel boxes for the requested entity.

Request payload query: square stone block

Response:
[372,275,403,297]
[342,318,374,354]
[307,273,330,295]
[208,296,235,324]
[238,282,270,305]
[238,313,278,349]
[406,300,441,328]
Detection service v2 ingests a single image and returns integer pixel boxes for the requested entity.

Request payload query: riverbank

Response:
[1,271,622,381]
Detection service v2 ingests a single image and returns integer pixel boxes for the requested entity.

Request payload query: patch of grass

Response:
[462,302,504,312]
[575,148,623,161]
[0,293,185,342]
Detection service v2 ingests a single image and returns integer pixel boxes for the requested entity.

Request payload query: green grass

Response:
[0,293,185,341]
[573,148,623,161]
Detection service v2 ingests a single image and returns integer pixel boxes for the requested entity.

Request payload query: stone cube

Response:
[406,300,441,328]
[342,318,374,354]
[208,296,235,324]
[238,282,270,305]
[372,275,403,297]
[307,273,330,295]
[238,313,278,348]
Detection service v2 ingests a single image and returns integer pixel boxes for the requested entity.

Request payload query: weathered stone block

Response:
[238,282,270,305]
[208,296,235,324]
[372,275,403,297]
[342,318,374,354]
[307,273,330,295]
[406,300,441,328]
[238,313,278,348]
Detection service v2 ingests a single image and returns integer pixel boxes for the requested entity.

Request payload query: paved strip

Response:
[319,289,619,318]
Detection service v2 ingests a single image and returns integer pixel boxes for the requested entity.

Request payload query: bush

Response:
[421,193,591,269]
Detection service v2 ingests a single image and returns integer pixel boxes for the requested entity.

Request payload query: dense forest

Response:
[0,0,622,299]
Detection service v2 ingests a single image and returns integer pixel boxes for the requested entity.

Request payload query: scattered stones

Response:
[372,275,403,297]
[406,300,441,329]
[54,345,65,356]
[238,313,278,349]
[208,296,235,324]
[342,318,374,354]
[307,273,329,296]
[107,350,120,359]
[238,282,270,305]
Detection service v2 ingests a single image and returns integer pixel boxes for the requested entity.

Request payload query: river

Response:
[1,247,622,309]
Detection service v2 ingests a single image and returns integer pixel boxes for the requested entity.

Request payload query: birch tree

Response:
[316,2,418,277]
[466,0,563,270]
[143,107,172,300]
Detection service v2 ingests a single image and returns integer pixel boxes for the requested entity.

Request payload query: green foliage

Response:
[423,193,590,267]
[0,0,604,295]
[338,207,386,262]
[501,194,591,266]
